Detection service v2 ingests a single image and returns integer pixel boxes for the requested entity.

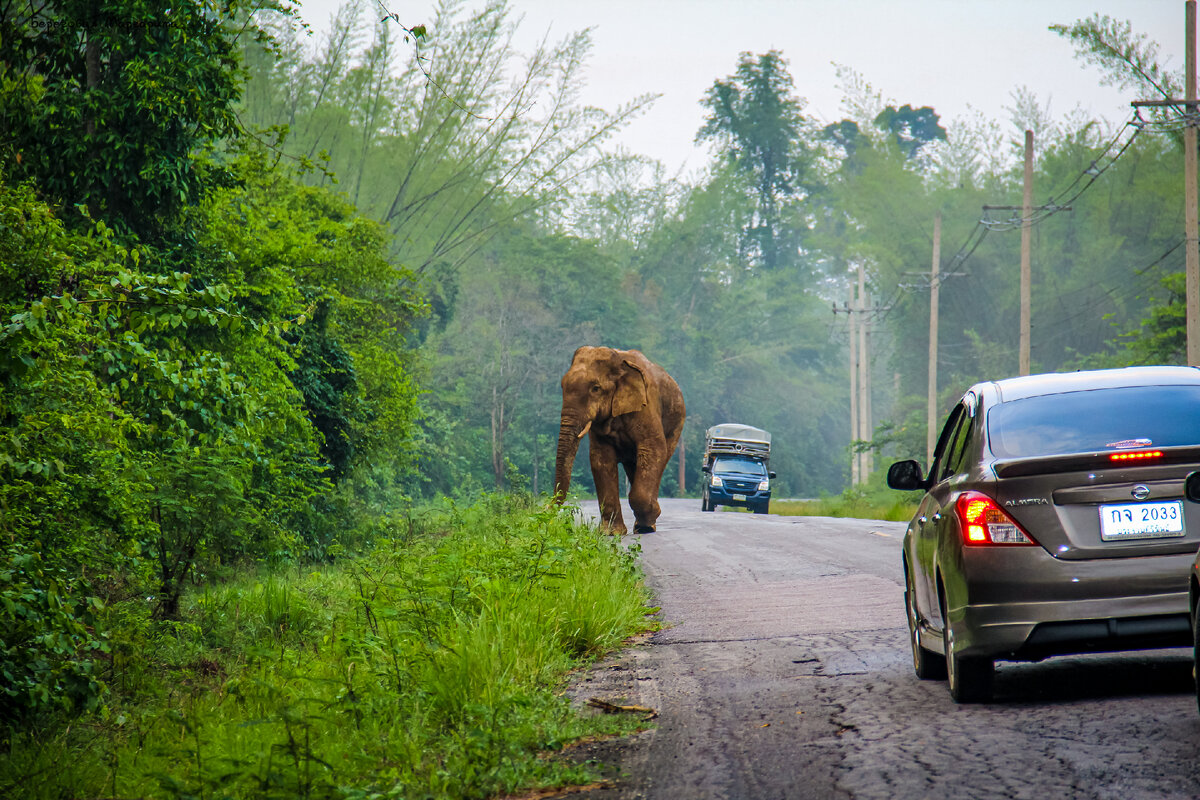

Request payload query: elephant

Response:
[553,346,686,534]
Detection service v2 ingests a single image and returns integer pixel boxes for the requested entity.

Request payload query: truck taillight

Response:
[954,491,1036,546]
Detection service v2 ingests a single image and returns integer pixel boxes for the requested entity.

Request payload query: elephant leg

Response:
[628,443,665,533]
[590,439,626,534]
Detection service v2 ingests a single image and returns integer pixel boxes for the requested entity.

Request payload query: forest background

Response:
[239,0,1188,500]
[0,0,1192,792]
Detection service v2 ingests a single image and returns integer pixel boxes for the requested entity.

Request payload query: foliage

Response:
[873,104,948,160]
[697,50,818,274]
[241,0,651,276]
[772,470,921,522]
[0,0,280,243]
[0,496,655,800]
[1050,14,1182,102]
[0,543,109,723]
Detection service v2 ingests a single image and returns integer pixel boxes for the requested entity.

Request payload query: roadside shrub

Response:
[0,544,108,725]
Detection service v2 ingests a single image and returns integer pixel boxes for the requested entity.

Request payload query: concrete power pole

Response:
[927,212,942,466]
[678,435,685,497]
[1131,1,1199,363]
[848,284,859,485]
[1187,0,1199,366]
[857,264,871,480]
[1020,129,1034,376]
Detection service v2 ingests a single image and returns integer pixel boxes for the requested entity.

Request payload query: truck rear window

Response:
[987,384,1200,459]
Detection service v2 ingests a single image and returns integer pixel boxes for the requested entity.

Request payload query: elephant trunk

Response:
[553,415,588,503]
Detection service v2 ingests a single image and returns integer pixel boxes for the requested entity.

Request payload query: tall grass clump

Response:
[0,494,654,800]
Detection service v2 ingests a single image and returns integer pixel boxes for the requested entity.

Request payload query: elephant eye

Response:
[589,384,602,394]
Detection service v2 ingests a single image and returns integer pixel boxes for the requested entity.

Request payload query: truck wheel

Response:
[701,492,713,512]
[753,503,769,515]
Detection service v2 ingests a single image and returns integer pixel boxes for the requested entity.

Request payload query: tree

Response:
[697,50,816,274]
[0,0,277,244]
[873,104,947,160]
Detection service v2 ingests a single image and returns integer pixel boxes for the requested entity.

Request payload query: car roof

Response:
[981,366,1200,404]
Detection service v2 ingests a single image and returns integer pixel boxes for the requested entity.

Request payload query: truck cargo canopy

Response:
[704,423,771,460]
[706,424,771,444]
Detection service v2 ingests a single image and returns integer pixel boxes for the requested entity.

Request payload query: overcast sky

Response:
[293,0,1186,175]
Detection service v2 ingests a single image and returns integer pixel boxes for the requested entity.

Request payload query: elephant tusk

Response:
[577,420,593,439]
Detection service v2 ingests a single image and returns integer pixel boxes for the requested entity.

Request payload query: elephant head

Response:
[553,346,648,501]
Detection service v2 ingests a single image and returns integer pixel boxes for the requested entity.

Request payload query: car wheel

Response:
[753,504,768,514]
[702,492,714,512]
[905,568,945,680]
[1193,601,1200,716]
[941,597,993,703]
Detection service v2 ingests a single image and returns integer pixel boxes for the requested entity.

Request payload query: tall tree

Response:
[697,50,816,274]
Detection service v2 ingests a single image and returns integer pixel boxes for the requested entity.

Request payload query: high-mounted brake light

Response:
[1109,450,1164,462]
[954,491,1036,546]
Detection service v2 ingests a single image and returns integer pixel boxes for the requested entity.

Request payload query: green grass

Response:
[1,494,655,800]
[769,478,921,522]
[770,496,918,521]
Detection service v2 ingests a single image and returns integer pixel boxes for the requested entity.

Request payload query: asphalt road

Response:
[558,498,1200,800]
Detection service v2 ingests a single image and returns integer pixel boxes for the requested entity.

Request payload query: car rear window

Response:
[987,384,1200,458]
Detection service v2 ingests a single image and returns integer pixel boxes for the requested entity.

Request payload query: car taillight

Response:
[954,491,1036,546]
[1109,450,1163,462]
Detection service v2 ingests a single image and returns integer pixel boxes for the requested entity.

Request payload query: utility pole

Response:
[1188,0,1199,366]
[847,284,859,485]
[903,215,966,466]
[835,270,892,484]
[678,435,686,497]
[857,264,871,479]
[927,212,941,465]
[1132,1,1199,363]
[1020,130,1034,376]
[834,270,888,484]
[982,157,1067,377]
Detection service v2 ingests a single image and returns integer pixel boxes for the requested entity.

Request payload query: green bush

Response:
[0,544,108,724]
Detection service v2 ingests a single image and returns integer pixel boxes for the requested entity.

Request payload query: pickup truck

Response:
[700,423,775,514]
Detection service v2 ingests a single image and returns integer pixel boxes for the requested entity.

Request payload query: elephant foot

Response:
[633,524,655,534]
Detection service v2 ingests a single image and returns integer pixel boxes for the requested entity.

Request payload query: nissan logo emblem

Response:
[1132,484,1151,500]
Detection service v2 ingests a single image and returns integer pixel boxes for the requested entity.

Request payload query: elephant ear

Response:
[611,359,648,417]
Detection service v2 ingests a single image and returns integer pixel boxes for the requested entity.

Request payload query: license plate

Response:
[1099,501,1185,541]
[732,494,747,501]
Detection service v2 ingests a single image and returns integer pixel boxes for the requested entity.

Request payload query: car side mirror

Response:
[768,471,776,479]
[702,465,711,473]
[1186,471,1200,503]
[887,460,926,491]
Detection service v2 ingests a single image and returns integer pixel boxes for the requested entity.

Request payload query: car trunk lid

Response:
[991,447,1200,560]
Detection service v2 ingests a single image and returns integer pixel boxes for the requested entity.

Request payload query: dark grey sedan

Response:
[888,366,1200,702]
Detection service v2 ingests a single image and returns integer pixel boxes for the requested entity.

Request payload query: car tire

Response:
[702,492,714,512]
[905,568,946,680]
[753,504,768,515]
[1193,600,1200,716]
[941,596,993,703]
